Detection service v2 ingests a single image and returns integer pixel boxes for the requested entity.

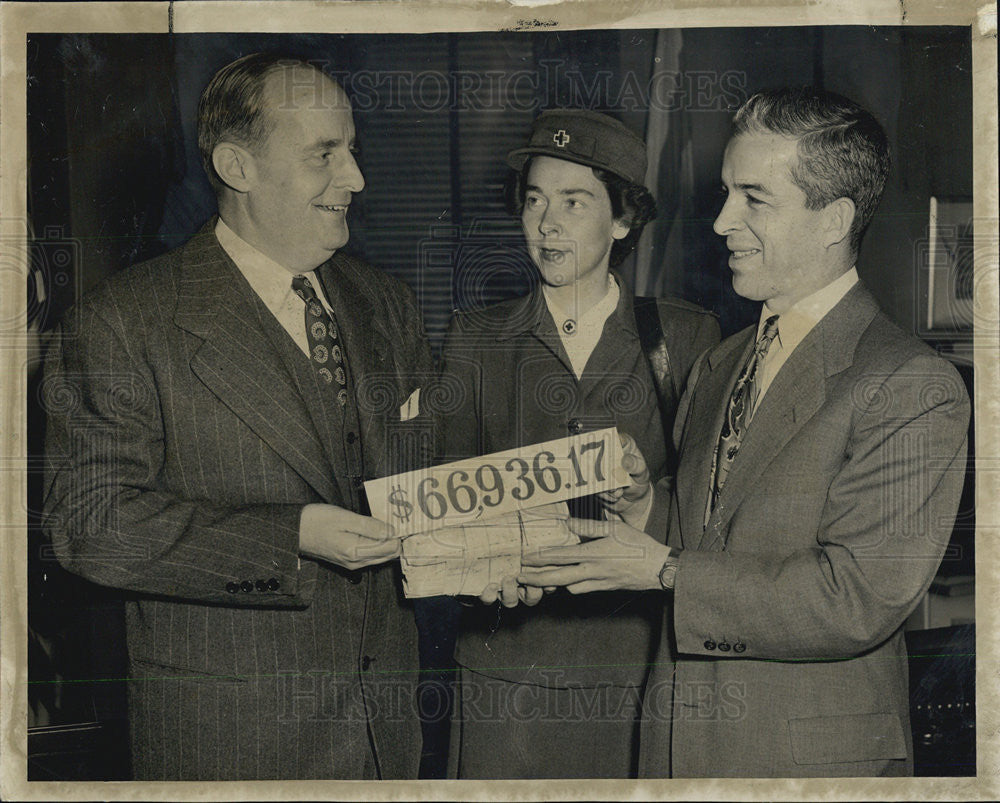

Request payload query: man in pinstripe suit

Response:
[43,53,431,780]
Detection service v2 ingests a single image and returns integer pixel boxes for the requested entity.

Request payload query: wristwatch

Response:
[658,547,681,591]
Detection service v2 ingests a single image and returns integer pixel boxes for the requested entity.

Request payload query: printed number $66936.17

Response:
[404,440,607,523]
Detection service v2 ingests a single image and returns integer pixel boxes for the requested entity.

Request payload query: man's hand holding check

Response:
[519,433,671,595]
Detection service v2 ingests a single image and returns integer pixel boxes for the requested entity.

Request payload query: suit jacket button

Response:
[346,432,357,444]
[225,582,239,594]
[718,641,731,652]
[347,570,363,584]
[703,639,717,651]
[361,655,373,670]
[567,418,583,434]
[267,577,280,591]
[733,641,746,653]
[240,580,253,592]
[255,579,268,592]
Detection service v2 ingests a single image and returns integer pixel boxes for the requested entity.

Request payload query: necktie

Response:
[292,275,349,407]
[709,315,779,512]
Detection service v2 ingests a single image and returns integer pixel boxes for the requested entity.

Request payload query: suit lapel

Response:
[172,224,339,503]
[695,283,881,550]
[496,286,575,376]
[317,253,383,367]
[674,331,752,550]
[259,300,353,506]
[578,273,640,407]
[701,338,826,547]
[316,254,395,479]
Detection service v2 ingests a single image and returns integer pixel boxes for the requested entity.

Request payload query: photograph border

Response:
[2,1,997,800]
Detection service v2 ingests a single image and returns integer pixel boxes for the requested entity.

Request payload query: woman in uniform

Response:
[438,109,720,779]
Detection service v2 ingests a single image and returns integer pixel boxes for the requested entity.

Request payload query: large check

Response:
[365,427,628,537]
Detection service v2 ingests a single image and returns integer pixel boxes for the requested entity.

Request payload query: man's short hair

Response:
[733,87,890,253]
[197,52,324,193]
[507,157,657,268]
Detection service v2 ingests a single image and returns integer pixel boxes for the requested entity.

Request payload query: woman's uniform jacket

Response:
[439,277,720,692]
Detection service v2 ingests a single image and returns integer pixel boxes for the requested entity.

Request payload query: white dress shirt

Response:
[215,218,336,358]
[752,267,859,418]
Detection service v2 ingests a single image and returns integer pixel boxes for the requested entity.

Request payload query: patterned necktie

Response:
[710,315,780,511]
[292,274,349,407]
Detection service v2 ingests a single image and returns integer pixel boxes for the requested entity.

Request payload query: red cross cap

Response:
[506,108,647,186]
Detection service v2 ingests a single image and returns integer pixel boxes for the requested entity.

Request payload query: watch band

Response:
[658,547,680,591]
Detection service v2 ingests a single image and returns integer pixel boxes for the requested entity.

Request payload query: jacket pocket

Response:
[788,712,906,765]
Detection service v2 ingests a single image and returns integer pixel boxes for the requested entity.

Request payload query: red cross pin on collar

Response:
[553,129,570,147]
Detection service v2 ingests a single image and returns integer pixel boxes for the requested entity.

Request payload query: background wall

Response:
[28,28,973,344]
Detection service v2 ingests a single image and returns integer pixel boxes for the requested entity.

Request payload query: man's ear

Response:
[211,142,254,193]
[822,197,856,249]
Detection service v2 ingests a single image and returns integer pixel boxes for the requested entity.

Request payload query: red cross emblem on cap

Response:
[553,129,570,147]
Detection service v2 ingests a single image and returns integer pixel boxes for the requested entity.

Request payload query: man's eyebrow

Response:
[732,181,773,196]
[304,138,353,152]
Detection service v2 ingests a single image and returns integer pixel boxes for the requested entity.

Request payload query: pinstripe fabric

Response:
[44,222,431,779]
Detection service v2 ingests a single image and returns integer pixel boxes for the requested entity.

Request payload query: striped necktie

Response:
[709,315,780,512]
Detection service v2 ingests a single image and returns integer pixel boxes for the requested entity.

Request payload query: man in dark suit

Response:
[520,87,970,777]
[43,53,431,780]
